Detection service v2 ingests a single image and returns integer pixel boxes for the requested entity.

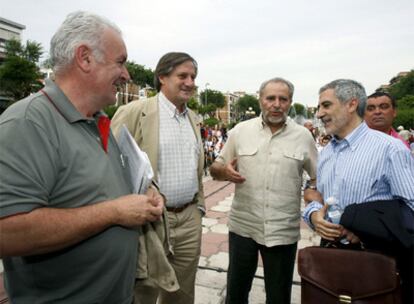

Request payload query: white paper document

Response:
[117,125,154,194]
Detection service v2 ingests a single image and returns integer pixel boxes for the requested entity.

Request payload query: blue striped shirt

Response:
[303,122,414,228]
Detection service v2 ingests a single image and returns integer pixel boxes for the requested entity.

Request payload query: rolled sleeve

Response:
[302,201,324,229]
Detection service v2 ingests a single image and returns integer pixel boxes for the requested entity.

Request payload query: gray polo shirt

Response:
[0,80,137,304]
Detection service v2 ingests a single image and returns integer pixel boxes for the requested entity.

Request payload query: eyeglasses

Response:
[366,103,392,111]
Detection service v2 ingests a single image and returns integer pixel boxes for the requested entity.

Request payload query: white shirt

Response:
[158,92,199,206]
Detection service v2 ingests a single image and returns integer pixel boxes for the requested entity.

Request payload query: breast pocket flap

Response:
[238,147,258,156]
[283,150,304,161]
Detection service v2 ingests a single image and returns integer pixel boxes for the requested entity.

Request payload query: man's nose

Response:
[121,65,130,82]
[316,109,324,119]
[184,76,194,86]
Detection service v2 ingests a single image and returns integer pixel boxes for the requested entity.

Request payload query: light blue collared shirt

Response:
[303,122,414,228]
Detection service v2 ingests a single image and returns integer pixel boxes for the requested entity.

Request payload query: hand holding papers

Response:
[117,125,154,194]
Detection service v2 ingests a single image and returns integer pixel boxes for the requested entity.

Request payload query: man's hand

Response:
[304,189,323,205]
[224,158,246,184]
[340,228,361,244]
[310,204,342,241]
[111,194,164,227]
[146,186,165,208]
[210,158,246,183]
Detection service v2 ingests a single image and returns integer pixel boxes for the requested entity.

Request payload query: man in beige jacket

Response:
[112,52,204,304]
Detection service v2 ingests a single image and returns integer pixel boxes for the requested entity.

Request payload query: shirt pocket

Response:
[279,149,304,182]
[237,147,258,177]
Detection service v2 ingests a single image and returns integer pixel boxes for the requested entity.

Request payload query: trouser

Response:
[134,203,202,304]
[226,231,297,304]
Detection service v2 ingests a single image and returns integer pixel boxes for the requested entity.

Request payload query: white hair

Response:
[50,11,121,75]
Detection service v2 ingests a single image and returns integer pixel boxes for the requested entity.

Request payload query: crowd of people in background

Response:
[200,125,228,175]
[201,114,414,177]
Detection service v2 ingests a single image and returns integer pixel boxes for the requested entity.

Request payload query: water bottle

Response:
[326,197,342,224]
[326,197,349,244]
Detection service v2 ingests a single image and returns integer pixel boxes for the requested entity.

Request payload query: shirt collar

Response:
[42,79,90,123]
[159,91,188,118]
[331,121,368,151]
[259,114,290,134]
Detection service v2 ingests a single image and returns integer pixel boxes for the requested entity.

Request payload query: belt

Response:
[166,201,194,213]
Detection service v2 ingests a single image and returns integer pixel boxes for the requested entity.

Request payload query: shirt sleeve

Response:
[303,134,318,180]
[302,201,324,229]
[388,145,414,211]
[0,118,58,218]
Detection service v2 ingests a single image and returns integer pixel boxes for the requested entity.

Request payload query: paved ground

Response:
[195,175,321,304]
[0,175,320,303]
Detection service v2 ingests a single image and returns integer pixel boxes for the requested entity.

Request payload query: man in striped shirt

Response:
[303,79,414,303]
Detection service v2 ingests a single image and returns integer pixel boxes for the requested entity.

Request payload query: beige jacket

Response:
[111,95,205,291]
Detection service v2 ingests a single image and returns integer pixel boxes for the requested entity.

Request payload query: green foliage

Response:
[147,90,157,97]
[0,39,43,103]
[394,95,414,129]
[397,95,414,110]
[236,94,260,117]
[126,61,154,87]
[203,117,220,127]
[393,109,414,129]
[288,105,296,118]
[387,71,414,129]
[199,103,217,117]
[187,97,199,111]
[293,103,306,117]
[104,105,119,119]
[388,70,414,100]
[200,89,225,108]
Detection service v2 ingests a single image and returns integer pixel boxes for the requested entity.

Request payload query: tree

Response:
[126,61,154,87]
[198,103,217,118]
[388,70,414,99]
[387,71,414,129]
[200,89,225,108]
[397,95,414,110]
[0,38,43,103]
[394,95,414,129]
[293,103,307,117]
[198,89,226,119]
[203,117,220,127]
[186,96,199,111]
[236,94,260,119]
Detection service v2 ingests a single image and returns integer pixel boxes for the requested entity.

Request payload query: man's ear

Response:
[158,75,165,86]
[74,44,93,73]
[348,98,359,114]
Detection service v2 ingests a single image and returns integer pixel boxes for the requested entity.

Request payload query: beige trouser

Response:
[134,203,202,304]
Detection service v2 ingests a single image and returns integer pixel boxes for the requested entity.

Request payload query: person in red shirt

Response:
[364,92,409,148]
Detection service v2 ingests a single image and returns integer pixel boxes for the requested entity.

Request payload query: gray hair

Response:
[319,79,367,117]
[259,77,294,100]
[154,52,198,92]
[50,11,121,75]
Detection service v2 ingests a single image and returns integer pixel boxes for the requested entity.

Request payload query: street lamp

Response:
[204,83,210,105]
[245,106,256,120]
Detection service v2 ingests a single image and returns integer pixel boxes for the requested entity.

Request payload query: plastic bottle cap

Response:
[326,197,336,205]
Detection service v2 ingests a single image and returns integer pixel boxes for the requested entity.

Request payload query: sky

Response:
[1,0,413,106]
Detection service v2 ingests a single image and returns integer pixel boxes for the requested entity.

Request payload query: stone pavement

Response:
[195,175,321,304]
